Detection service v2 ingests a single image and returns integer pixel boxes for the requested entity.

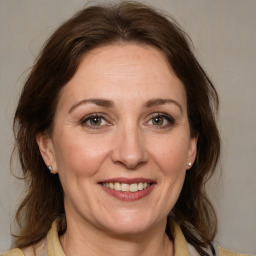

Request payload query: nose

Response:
[111,125,148,170]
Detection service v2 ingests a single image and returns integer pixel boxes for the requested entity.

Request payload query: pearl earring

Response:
[48,165,53,172]
[188,162,192,167]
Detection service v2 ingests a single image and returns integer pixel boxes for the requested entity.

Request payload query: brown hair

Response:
[13,2,220,255]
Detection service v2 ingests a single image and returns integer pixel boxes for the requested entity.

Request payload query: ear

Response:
[187,133,199,170]
[36,132,58,174]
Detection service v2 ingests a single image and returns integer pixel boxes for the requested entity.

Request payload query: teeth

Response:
[102,182,151,192]
[114,182,121,191]
[121,183,130,192]
[138,182,144,191]
[129,183,138,192]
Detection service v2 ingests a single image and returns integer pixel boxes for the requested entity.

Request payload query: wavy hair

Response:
[13,2,220,255]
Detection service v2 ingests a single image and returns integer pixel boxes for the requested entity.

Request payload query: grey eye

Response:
[81,115,108,127]
[152,116,164,125]
[147,114,175,128]
[89,116,103,126]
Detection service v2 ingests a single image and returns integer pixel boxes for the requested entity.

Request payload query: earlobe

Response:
[187,133,199,170]
[36,133,57,174]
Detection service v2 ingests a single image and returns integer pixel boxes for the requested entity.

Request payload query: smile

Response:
[99,178,156,201]
[102,182,151,192]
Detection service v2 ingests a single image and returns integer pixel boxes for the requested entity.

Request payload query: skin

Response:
[37,43,197,256]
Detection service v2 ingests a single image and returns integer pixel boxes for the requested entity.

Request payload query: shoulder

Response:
[187,243,253,256]
[2,238,47,256]
[1,248,24,256]
[218,246,253,256]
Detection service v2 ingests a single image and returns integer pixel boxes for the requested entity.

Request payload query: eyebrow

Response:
[145,98,183,114]
[68,98,183,114]
[69,99,114,113]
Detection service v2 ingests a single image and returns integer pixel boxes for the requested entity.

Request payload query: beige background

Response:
[0,0,255,254]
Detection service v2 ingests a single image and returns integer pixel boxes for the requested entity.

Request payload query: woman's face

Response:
[38,43,197,235]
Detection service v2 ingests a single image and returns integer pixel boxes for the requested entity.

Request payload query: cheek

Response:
[53,133,111,177]
[148,134,190,176]
[147,135,189,219]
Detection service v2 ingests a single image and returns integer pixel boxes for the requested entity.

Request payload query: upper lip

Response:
[99,177,156,184]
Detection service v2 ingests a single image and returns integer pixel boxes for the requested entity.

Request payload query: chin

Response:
[101,212,162,236]
[105,223,152,237]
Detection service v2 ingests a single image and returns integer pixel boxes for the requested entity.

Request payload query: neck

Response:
[60,215,173,256]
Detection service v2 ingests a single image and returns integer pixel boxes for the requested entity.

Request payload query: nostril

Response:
[114,158,147,170]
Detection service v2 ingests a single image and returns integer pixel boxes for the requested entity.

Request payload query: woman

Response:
[3,2,250,256]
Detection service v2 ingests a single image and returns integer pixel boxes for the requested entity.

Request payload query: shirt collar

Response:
[47,219,190,256]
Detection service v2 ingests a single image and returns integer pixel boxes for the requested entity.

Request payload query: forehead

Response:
[57,43,187,110]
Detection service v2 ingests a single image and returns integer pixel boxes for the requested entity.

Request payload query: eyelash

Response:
[80,112,175,129]
[80,113,109,129]
[146,113,175,129]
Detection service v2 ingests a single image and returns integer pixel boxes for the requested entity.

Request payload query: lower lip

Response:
[100,184,155,201]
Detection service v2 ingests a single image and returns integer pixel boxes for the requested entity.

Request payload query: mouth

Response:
[98,178,156,201]
[101,182,151,192]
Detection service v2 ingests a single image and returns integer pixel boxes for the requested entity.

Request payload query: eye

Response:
[147,113,175,128]
[151,116,165,125]
[81,114,108,128]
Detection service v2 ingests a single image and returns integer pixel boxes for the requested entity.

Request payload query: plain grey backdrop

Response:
[0,0,255,254]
